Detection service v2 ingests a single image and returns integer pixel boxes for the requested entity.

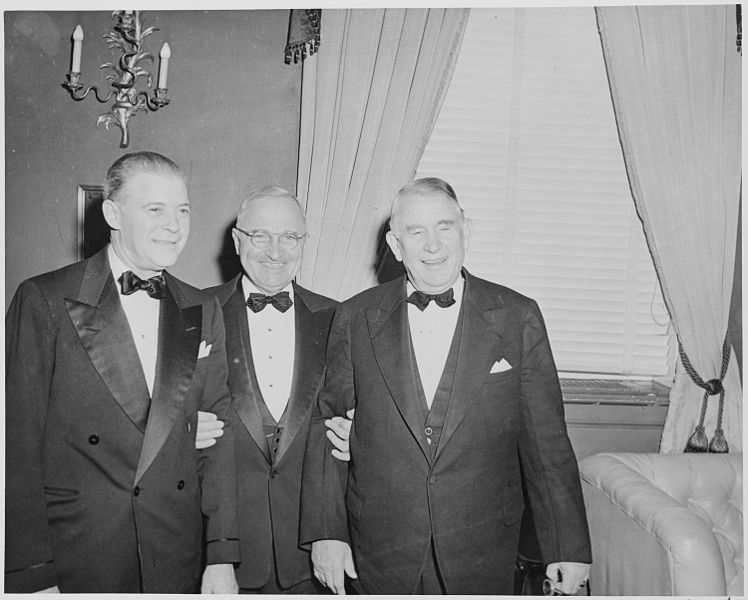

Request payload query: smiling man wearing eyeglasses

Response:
[203,186,339,593]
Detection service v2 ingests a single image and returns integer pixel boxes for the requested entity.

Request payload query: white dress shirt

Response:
[242,276,295,422]
[108,246,161,397]
[407,276,464,408]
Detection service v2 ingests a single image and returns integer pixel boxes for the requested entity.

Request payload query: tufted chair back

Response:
[580,452,742,596]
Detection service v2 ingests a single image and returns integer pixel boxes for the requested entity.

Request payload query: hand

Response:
[34,586,60,593]
[325,409,355,461]
[195,410,224,450]
[201,563,238,594]
[311,539,357,594]
[545,562,590,595]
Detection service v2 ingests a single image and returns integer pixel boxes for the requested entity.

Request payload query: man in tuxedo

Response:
[5,152,239,593]
[206,186,338,593]
[301,177,592,595]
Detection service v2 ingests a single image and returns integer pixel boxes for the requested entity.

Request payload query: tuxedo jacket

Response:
[301,271,591,594]
[210,277,338,589]
[5,247,239,593]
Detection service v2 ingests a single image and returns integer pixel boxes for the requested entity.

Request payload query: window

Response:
[416,7,672,377]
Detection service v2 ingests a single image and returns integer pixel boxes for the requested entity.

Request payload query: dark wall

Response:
[5,10,301,306]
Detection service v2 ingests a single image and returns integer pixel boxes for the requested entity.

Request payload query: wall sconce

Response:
[62,10,171,148]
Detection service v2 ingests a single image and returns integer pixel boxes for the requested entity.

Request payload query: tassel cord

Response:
[679,331,731,453]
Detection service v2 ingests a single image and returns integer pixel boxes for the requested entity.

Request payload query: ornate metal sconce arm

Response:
[136,88,170,111]
[62,72,116,103]
[61,11,171,148]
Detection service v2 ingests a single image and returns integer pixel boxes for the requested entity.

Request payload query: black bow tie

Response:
[119,271,166,299]
[246,291,293,313]
[407,288,456,311]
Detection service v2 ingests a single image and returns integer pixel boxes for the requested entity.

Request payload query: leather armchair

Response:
[579,452,742,596]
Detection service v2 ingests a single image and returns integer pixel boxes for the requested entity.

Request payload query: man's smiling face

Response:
[104,170,190,277]
[386,190,471,294]
[233,193,306,295]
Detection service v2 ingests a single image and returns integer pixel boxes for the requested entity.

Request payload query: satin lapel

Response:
[435,274,508,462]
[64,249,151,432]
[367,278,430,462]
[275,289,328,464]
[225,283,269,460]
[135,281,202,483]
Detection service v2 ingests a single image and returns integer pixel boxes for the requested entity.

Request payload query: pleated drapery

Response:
[596,5,742,452]
[295,8,469,301]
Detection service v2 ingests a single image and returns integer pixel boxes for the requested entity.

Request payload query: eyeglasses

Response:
[234,226,307,250]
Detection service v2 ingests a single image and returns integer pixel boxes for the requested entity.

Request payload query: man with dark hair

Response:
[202,186,338,593]
[5,152,239,593]
[301,177,591,595]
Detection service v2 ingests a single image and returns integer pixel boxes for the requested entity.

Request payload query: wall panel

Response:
[5,10,301,305]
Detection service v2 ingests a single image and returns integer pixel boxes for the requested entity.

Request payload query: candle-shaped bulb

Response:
[71,25,84,73]
[158,42,171,89]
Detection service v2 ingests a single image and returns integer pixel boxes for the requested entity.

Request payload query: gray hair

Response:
[389,177,464,233]
[237,185,306,222]
[103,151,183,202]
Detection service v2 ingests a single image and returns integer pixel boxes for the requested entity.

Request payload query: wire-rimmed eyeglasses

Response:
[234,226,307,250]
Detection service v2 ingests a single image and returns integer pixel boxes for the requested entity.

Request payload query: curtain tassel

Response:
[737,5,742,55]
[685,424,709,453]
[284,9,322,65]
[709,428,729,453]
[680,332,731,453]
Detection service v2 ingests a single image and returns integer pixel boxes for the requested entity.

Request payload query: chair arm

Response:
[580,454,726,596]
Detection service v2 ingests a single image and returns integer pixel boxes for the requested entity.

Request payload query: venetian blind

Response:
[416,7,672,376]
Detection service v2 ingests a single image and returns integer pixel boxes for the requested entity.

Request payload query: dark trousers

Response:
[240,576,326,594]
[238,550,326,594]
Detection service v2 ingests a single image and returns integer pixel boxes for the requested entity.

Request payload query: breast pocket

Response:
[482,368,521,411]
[484,368,519,386]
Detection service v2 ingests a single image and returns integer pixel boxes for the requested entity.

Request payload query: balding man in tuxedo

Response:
[204,186,338,593]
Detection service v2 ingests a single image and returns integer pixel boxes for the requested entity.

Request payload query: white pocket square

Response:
[490,358,512,373]
[197,341,212,360]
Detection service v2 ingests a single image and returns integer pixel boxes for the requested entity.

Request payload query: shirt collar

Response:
[241,274,295,301]
[406,273,465,301]
[107,244,163,282]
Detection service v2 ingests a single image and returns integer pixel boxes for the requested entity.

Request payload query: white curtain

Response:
[596,5,742,452]
[296,8,469,301]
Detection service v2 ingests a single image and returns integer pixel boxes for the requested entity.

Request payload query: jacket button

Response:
[429,476,437,485]
[425,427,433,435]
[269,470,277,479]
[88,434,100,445]
[177,480,185,490]
[133,486,141,497]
